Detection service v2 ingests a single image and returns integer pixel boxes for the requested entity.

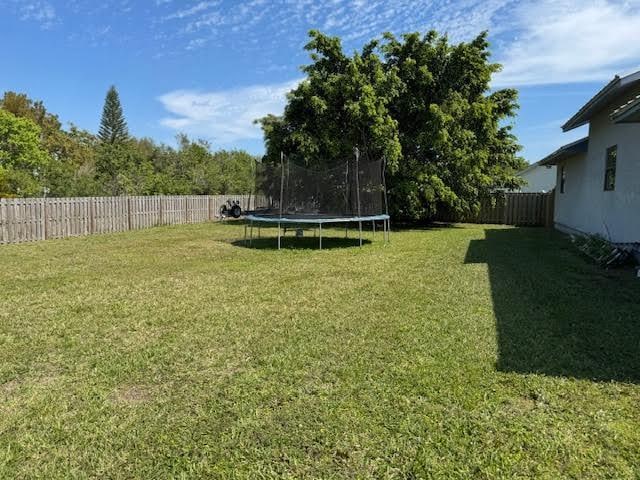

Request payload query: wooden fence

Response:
[0,195,264,245]
[440,192,555,227]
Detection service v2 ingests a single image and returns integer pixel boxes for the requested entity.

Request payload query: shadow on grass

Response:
[391,221,467,231]
[231,235,373,250]
[465,227,640,383]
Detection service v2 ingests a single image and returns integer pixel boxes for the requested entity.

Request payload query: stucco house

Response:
[539,70,640,246]
[516,161,556,193]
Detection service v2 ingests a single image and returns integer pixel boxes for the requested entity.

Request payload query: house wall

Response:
[519,165,556,193]
[554,87,640,243]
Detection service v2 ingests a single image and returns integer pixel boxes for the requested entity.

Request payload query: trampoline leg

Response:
[319,223,322,250]
[250,221,253,246]
[244,223,247,245]
[277,222,281,250]
[372,220,375,238]
[258,226,261,238]
[358,221,363,247]
[383,219,387,244]
[345,225,348,238]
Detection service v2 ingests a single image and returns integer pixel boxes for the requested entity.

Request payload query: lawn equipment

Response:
[220,199,243,219]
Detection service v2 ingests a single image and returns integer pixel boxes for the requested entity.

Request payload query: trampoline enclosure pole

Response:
[278,222,281,250]
[383,218,387,243]
[319,223,322,250]
[354,147,362,247]
[279,152,285,218]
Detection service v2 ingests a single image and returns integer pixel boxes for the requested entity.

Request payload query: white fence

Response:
[0,195,263,245]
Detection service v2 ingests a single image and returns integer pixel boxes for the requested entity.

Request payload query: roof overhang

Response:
[539,137,589,166]
[611,94,640,123]
[517,159,553,176]
[562,70,640,131]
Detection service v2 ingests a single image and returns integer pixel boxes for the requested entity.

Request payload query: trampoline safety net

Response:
[253,153,387,218]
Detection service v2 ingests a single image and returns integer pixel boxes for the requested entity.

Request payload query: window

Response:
[560,165,566,193]
[604,146,617,191]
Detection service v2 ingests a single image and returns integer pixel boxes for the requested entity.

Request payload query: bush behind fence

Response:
[0,195,264,245]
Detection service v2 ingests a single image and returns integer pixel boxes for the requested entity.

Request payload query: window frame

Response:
[604,145,617,191]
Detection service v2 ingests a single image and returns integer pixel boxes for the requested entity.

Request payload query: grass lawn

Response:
[1,222,639,478]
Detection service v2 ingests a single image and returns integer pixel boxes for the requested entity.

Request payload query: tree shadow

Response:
[231,236,373,250]
[465,228,640,383]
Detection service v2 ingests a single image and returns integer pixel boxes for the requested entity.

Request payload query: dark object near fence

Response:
[220,200,242,219]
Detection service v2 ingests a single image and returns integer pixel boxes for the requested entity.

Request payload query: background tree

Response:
[98,86,129,144]
[1,88,259,198]
[0,110,50,197]
[1,91,99,196]
[259,30,526,221]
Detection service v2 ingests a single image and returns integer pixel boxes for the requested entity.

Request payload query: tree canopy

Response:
[0,109,50,197]
[259,30,526,220]
[0,90,258,198]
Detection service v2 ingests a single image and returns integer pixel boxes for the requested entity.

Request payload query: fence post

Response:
[127,196,132,231]
[0,198,5,244]
[89,197,95,234]
[545,190,555,228]
[42,198,47,240]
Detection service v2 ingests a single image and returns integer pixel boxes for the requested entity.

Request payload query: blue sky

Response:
[1,0,640,164]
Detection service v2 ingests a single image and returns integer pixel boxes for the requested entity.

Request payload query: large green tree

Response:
[1,91,99,196]
[0,110,50,197]
[259,30,525,220]
[257,30,401,169]
[381,31,524,219]
[98,86,129,144]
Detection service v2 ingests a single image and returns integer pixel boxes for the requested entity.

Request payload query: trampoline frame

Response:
[243,213,390,250]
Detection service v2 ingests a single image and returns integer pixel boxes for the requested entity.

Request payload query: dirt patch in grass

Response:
[1,378,20,396]
[112,385,152,405]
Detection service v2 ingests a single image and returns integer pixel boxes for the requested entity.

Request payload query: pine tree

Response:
[98,86,129,144]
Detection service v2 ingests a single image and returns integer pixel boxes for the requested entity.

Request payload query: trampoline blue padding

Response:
[245,214,390,224]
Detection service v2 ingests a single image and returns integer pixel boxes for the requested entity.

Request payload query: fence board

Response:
[0,194,265,245]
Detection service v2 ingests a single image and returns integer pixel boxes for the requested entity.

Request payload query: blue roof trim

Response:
[539,137,589,166]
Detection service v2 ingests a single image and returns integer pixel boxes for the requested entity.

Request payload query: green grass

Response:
[1,222,639,479]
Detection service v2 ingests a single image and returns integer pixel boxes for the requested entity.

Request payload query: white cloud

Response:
[164,1,219,20]
[157,79,301,143]
[495,0,640,86]
[19,0,58,29]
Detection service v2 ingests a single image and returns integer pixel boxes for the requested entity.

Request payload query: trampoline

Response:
[244,148,390,249]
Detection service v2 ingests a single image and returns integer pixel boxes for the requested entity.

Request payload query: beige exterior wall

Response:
[554,86,640,243]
